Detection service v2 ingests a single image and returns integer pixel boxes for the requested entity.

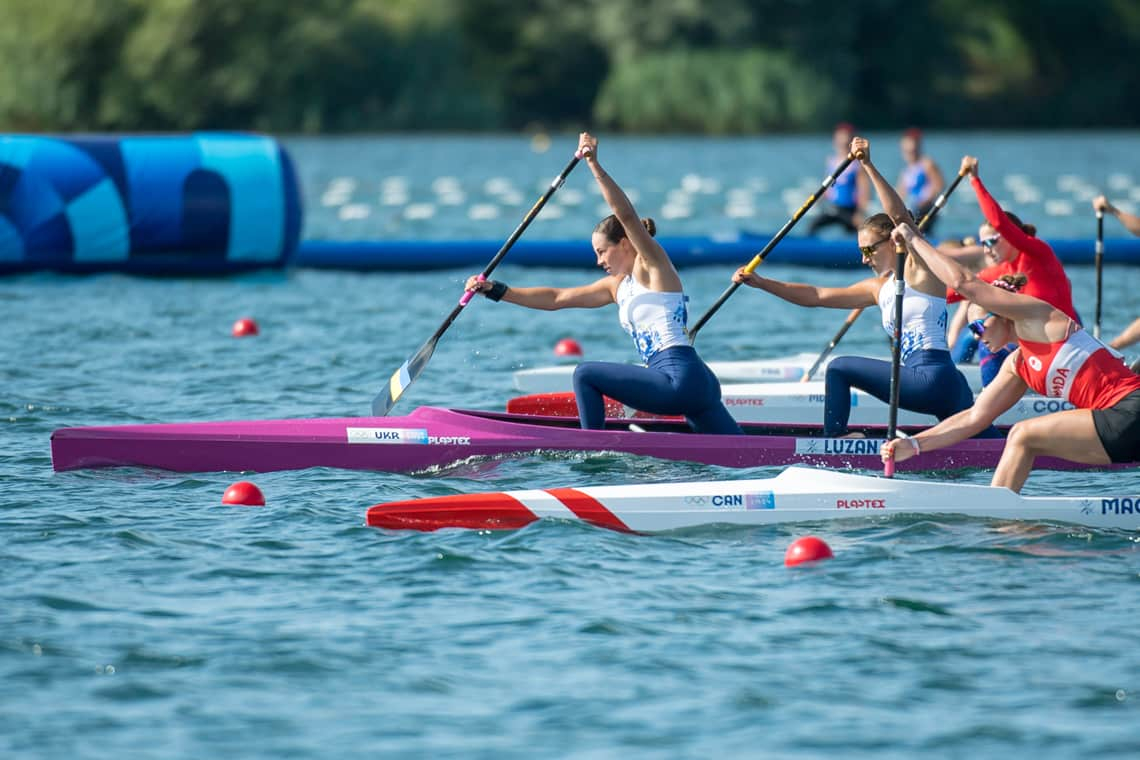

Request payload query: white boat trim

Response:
[367,465,1140,532]
[513,353,985,393]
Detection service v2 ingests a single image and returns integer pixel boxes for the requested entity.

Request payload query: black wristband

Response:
[486,280,509,302]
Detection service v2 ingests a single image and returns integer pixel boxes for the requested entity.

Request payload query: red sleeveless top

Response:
[1016,329,1140,408]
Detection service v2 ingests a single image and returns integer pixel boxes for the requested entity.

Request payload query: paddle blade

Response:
[371,339,437,416]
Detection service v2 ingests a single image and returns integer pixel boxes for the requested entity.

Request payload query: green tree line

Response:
[1,0,1137,133]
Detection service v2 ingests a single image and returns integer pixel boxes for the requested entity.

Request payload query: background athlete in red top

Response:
[949,156,1079,321]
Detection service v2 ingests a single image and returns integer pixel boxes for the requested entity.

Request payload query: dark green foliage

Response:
[0,0,1135,132]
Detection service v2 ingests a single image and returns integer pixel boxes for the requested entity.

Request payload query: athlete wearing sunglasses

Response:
[734,136,986,438]
[948,155,1078,322]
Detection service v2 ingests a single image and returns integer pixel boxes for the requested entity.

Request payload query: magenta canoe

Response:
[50,405,1107,475]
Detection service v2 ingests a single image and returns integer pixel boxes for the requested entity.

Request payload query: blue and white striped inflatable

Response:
[0,133,301,274]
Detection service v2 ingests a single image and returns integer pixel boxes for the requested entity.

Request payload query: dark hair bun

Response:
[994,273,1028,293]
[641,218,657,237]
[1004,211,1037,237]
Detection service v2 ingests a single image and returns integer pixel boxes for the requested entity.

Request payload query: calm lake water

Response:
[3,132,1140,759]
[292,130,1140,244]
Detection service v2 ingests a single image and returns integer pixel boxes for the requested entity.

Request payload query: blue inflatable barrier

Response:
[0,133,301,274]
[295,233,1140,270]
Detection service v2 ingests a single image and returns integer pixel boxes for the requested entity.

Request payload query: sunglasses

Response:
[967,312,997,337]
[858,236,890,257]
[980,234,1001,249]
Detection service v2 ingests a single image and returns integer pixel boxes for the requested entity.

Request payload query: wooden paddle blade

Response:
[371,339,437,416]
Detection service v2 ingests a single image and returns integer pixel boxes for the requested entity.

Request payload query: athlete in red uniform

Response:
[948,156,1079,321]
[882,222,1140,492]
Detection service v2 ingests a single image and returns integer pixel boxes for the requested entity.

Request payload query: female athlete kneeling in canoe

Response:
[882,223,1140,491]
[465,132,742,435]
[733,136,983,438]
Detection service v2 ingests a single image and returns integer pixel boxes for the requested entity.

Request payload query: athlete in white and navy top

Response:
[734,135,984,437]
[465,131,741,435]
[616,276,689,363]
[885,222,1140,492]
[876,279,949,363]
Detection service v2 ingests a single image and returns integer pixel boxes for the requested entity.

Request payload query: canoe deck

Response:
[49,406,1116,476]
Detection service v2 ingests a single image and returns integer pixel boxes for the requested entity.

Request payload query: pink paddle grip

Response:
[460,274,486,306]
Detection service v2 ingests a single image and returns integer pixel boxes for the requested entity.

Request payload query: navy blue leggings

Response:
[978,342,1014,386]
[572,346,743,434]
[823,349,987,436]
[950,332,1014,388]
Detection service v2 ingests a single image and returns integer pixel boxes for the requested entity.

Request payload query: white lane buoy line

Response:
[483,177,515,196]
[1108,173,1132,191]
[403,203,436,220]
[1043,199,1074,216]
[431,176,462,194]
[338,203,371,220]
[468,204,500,220]
[556,188,584,206]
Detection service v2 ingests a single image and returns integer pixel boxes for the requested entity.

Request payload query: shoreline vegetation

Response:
[1,0,1138,134]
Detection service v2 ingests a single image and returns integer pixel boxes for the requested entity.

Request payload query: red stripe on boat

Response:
[366,493,538,532]
[545,488,633,533]
[506,392,683,421]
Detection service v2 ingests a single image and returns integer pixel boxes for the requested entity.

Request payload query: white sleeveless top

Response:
[877,279,949,363]
[616,276,690,363]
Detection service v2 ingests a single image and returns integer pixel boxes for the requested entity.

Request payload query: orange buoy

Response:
[553,337,583,357]
[784,536,834,566]
[222,481,265,506]
[232,317,260,337]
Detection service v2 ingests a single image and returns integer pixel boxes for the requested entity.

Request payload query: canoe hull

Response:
[366,465,1140,533]
[51,406,1115,476]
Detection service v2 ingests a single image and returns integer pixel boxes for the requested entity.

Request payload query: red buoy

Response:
[232,317,259,337]
[553,337,583,357]
[222,481,265,506]
[784,536,834,566]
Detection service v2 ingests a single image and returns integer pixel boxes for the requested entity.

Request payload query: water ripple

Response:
[4,141,1140,756]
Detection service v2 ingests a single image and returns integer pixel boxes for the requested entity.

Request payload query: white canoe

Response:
[506,381,1075,427]
[366,465,1140,533]
[513,353,985,393]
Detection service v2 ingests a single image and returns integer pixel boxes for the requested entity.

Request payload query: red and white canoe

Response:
[366,465,1140,533]
[506,382,1074,426]
[512,353,985,393]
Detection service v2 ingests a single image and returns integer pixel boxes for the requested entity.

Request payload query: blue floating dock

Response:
[295,234,1140,270]
[3,132,1139,274]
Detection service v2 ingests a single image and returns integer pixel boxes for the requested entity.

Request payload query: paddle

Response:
[883,238,908,478]
[1094,208,1104,339]
[801,166,970,382]
[687,151,860,342]
[370,151,582,416]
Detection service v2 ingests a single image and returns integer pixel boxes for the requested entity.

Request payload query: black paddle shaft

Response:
[371,153,581,415]
[428,154,583,346]
[886,241,907,441]
[688,154,858,342]
[1095,210,1104,339]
